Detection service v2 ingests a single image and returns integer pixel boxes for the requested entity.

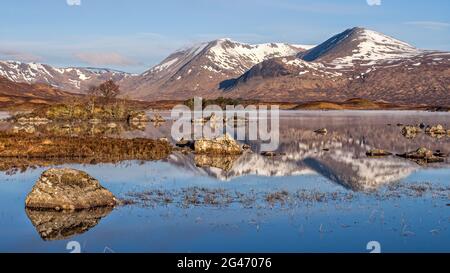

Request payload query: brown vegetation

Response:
[293,98,412,110]
[0,76,77,110]
[0,132,172,173]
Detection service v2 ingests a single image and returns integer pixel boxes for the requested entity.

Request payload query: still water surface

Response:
[0,111,448,253]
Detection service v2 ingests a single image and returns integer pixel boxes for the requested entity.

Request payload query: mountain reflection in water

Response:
[163,111,449,191]
[0,111,449,252]
[1,111,449,192]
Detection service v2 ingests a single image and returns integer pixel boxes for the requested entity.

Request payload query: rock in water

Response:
[194,134,242,155]
[25,168,117,210]
[150,113,166,123]
[397,147,445,164]
[314,128,328,135]
[176,138,194,149]
[401,126,421,139]
[366,149,392,157]
[425,124,447,136]
[261,151,277,157]
[127,111,149,123]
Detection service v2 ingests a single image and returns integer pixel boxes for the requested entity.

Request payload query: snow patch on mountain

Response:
[293,44,316,50]
[332,29,422,67]
[151,57,179,72]
[0,60,129,91]
[206,39,302,73]
[282,58,343,77]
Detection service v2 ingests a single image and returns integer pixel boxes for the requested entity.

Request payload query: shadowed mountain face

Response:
[0,40,308,100]
[222,28,450,105]
[301,27,421,65]
[121,39,307,100]
[25,207,113,241]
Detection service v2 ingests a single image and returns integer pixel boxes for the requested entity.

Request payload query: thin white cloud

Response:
[404,21,450,30]
[66,0,81,6]
[0,49,42,62]
[367,0,381,6]
[74,52,140,66]
[0,33,186,72]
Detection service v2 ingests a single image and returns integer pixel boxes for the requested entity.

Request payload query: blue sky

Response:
[1,0,449,73]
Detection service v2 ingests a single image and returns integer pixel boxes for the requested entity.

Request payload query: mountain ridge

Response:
[221,27,450,105]
[1,27,449,106]
[122,39,310,100]
[0,61,130,94]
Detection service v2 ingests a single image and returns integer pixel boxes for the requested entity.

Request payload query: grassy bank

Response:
[0,132,172,173]
[8,100,150,122]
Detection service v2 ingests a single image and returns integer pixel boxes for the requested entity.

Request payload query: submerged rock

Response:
[242,144,251,150]
[401,125,421,139]
[433,150,448,158]
[129,121,147,131]
[25,168,117,210]
[88,118,101,124]
[158,137,169,143]
[366,149,392,157]
[176,138,194,149]
[226,115,248,123]
[207,113,222,123]
[397,147,446,164]
[127,111,149,123]
[314,128,328,135]
[150,113,166,123]
[191,117,208,124]
[191,113,225,124]
[194,134,242,155]
[425,124,447,136]
[106,122,117,129]
[261,151,277,157]
[26,207,112,241]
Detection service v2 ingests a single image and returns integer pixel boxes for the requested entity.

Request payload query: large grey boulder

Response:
[25,168,117,210]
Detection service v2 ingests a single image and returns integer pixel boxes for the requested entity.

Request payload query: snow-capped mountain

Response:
[0,61,130,93]
[122,39,309,100]
[301,27,422,67]
[223,27,450,105]
[1,27,448,105]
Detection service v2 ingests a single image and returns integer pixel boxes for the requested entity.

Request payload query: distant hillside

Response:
[1,27,449,107]
[0,76,76,109]
[0,61,130,94]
